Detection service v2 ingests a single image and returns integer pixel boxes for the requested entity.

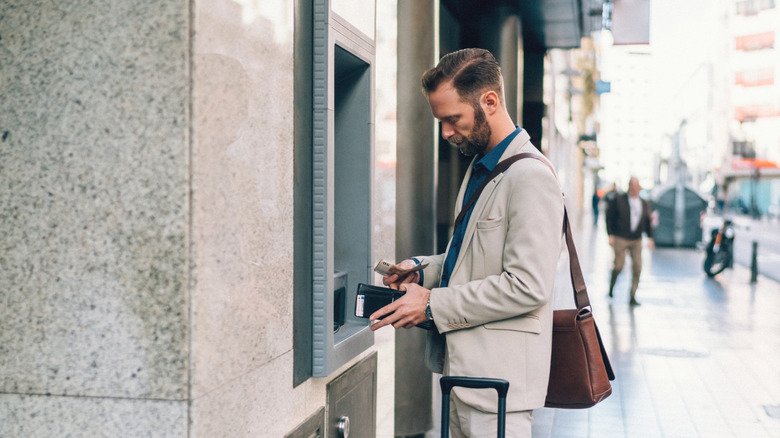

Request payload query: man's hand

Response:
[369,283,430,331]
[609,235,615,247]
[382,259,421,290]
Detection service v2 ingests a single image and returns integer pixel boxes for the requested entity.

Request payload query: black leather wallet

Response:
[354,283,433,330]
[354,283,404,318]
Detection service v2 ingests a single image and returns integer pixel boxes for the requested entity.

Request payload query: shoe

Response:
[629,299,641,306]
[607,290,613,298]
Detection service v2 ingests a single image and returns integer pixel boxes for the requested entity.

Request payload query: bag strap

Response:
[563,208,590,309]
[454,152,590,310]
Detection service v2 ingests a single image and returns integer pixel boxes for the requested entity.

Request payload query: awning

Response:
[731,158,779,170]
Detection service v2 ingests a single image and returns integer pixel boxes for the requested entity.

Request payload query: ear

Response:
[481,90,500,115]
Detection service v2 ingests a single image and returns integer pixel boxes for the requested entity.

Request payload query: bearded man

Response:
[370,48,564,438]
[605,176,655,305]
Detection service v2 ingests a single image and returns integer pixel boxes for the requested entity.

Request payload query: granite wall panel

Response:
[0,394,187,437]
[0,0,190,430]
[189,0,295,400]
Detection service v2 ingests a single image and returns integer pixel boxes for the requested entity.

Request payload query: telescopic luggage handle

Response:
[440,376,509,438]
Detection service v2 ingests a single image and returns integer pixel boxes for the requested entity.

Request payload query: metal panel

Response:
[311,0,332,378]
[285,408,325,438]
[327,353,378,438]
[311,0,375,378]
[294,0,315,388]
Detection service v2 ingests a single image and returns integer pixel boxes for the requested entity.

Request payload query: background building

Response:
[723,0,780,217]
[599,41,659,190]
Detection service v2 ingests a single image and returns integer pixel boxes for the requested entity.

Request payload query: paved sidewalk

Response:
[533,216,780,438]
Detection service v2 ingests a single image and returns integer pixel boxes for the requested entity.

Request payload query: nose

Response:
[441,122,455,139]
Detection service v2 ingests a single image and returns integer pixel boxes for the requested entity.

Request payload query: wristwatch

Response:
[425,295,434,321]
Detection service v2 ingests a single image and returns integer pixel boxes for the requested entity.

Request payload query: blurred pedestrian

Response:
[592,190,601,225]
[606,177,654,305]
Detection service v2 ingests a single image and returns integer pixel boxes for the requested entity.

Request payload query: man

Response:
[369,48,564,437]
[605,176,654,305]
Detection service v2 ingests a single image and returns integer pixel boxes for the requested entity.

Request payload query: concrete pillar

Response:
[395,0,437,436]
[523,49,546,150]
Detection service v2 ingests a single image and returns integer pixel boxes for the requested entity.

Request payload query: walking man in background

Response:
[369,48,564,437]
[606,176,654,305]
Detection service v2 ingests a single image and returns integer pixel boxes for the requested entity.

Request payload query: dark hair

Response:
[421,48,503,105]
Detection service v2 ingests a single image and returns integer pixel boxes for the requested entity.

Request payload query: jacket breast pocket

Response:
[476,216,503,229]
[473,216,504,277]
[484,316,541,334]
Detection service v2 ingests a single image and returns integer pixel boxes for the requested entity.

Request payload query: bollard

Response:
[751,241,758,283]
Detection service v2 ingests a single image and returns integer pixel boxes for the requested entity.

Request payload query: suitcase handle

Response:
[440,376,509,438]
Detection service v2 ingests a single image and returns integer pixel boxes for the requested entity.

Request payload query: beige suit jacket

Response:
[416,130,564,413]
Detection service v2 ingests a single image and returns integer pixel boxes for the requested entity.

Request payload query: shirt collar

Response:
[474,126,522,172]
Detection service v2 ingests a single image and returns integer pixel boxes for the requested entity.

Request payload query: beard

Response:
[448,105,492,156]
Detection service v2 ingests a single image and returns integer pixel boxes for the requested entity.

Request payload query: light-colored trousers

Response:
[612,235,643,299]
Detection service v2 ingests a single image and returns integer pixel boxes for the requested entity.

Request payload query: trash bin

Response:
[651,184,707,248]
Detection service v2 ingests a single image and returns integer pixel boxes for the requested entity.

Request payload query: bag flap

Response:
[551,309,579,331]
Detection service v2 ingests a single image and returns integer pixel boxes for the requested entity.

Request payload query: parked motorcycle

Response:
[703,218,735,277]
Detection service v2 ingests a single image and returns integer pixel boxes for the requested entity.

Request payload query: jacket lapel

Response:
[459,173,504,251]
[448,130,533,280]
[452,155,478,220]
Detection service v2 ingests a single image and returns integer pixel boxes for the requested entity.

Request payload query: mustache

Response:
[447,136,465,146]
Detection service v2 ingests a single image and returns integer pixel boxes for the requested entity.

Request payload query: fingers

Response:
[369,300,398,323]
[372,312,417,331]
[381,259,422,290]
[369,310,403,331]
[382,273,420,290]
[382,272,419,290]
[369,285,429,331]
[402,272,420,285]
[382,274,400,289]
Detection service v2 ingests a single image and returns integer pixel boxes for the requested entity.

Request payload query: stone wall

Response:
[0,0,394,436]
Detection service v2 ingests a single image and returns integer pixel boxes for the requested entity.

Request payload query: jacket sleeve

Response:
[414,253,446,290]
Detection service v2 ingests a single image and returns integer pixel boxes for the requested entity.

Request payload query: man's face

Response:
[628,178,641,197]
[428,81,492,156]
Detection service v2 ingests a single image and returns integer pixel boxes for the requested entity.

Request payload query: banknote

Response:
[373,258,428,277]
